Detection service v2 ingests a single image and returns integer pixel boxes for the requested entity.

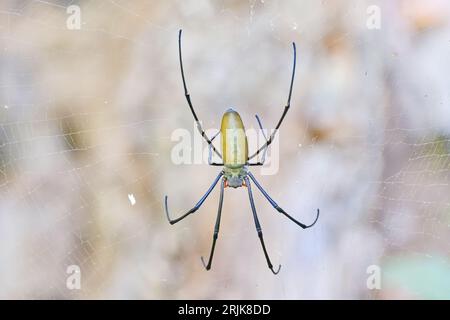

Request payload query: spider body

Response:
[164,30,320,274]
[221,108,248,188]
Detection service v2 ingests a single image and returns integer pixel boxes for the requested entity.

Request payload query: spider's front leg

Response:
[248,115,269,166]
[248,41,297,162]
[178,29,222,159]
[208,130,223,166]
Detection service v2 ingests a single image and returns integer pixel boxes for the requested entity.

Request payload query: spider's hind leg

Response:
[247,171,319,229]
[245,176,281,275]
[201,177,226,270]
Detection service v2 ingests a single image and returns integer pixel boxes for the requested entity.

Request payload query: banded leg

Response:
[178,29,222,159]
[201,177,225,270]
[245,176,281,275]
[248,42,297,161]
[164,171,223,224]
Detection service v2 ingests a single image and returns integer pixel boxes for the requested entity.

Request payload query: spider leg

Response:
[178,29,222,159]
[248,42,297,161]
[247,172,319,229]
[201,177,225,270]
[245,176,281,275]
[208,130,223,166]
[248,114,269,166]
[164,171,223,224]
[255,114,268,141]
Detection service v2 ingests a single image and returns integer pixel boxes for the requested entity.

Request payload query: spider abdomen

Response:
[221,108,248,168]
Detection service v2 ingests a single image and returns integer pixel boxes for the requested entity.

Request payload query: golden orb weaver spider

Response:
[164,30,320,275]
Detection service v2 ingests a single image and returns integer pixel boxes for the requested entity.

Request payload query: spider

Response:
[164,30,320,274]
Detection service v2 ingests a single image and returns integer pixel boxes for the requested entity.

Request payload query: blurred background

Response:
[0,0,449,299]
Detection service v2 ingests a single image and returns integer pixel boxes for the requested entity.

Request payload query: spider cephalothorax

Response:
[223,166,248,188]
[164,29,320,274]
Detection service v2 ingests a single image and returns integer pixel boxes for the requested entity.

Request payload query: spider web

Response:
[0,0,449,299]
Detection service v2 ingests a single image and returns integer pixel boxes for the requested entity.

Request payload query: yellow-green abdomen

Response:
[221,108,248,168]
